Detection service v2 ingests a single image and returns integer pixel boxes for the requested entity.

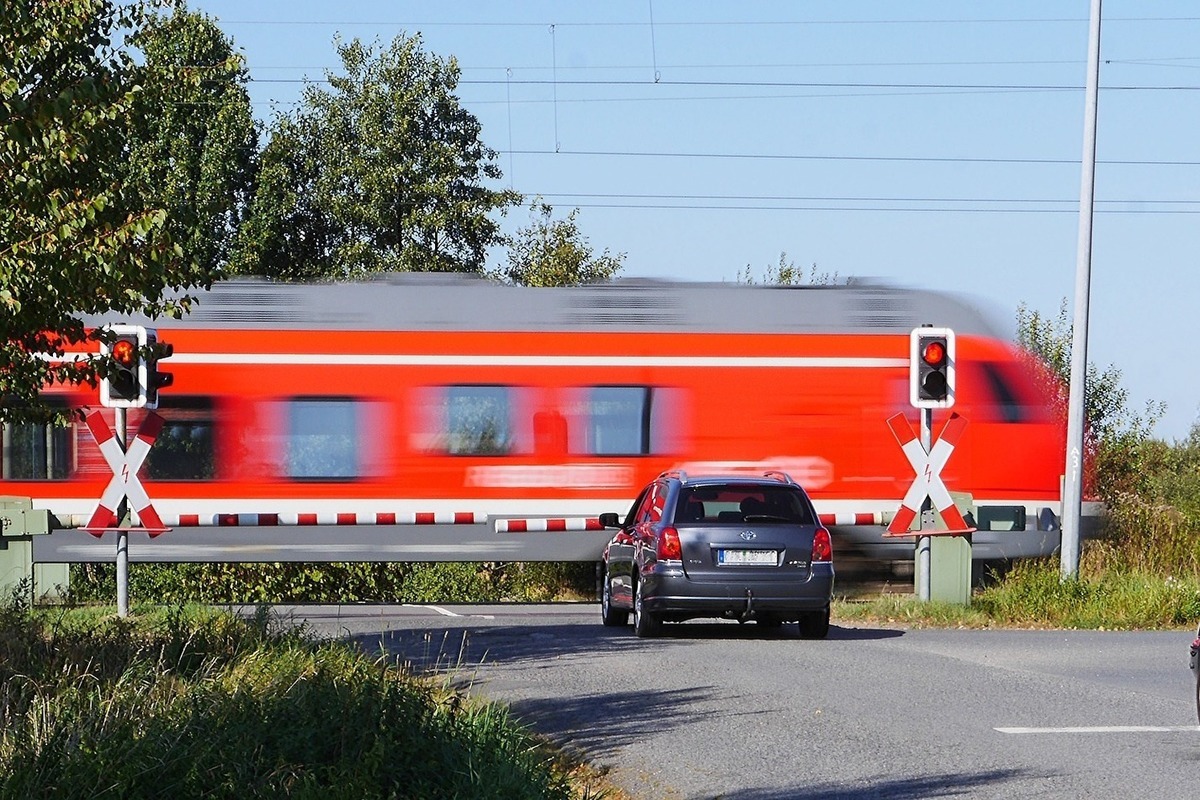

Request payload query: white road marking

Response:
[996,725,1200,734]
[402,604,495,620]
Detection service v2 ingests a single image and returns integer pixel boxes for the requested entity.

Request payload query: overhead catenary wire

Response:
[192,10,1200,217]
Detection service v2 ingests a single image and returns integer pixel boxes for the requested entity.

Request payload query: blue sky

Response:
[185,1,1199,442]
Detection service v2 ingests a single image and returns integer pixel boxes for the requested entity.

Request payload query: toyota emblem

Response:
[739,531,756,541]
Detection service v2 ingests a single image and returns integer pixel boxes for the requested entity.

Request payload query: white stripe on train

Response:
[167,353,909,369]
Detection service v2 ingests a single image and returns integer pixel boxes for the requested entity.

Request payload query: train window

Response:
[979,362,1026,424]
[580,386,652,456]
[285,397,361,479]
[146,397,215,480]
[1,406,73,480]
[412,385,531,455]
[444,385,514,455]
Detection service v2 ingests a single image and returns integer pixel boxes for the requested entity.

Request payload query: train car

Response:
[6,274,1092,565]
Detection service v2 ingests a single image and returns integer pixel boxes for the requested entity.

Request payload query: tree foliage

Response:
[1016,298,1163,498]
[232,33,520,280]
[494,199,625,287]
[1,0,217,424]
[124,6,258,276]
[737,252,840,285]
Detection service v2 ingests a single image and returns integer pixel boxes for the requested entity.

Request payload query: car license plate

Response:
[718,549,776,566]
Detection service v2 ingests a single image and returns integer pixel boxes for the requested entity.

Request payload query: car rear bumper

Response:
[641,564,834,616]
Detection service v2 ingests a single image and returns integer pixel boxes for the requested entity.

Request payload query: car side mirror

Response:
[598,512,622,529]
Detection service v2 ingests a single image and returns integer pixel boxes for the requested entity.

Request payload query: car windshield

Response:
[676,484,814,525]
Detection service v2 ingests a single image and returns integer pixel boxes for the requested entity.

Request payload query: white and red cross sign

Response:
[82,411,168,537]
[885,412,975,536]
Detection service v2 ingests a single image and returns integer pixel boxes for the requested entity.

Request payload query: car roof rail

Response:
[762,470,796,484]
[658,469,689,484]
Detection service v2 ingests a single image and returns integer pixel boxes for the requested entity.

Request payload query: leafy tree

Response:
[124,6,258,276]
[737,252,840,285]
[494,199,625,287]
[1016,299,1163,498]
[1,0,214,425]
[232,33,520,280]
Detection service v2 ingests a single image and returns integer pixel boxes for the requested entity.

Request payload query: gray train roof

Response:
[86,273,1009,338]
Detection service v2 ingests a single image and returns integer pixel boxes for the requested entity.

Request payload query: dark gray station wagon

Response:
[599,471,835,638]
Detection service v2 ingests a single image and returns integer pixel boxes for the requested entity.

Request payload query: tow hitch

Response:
[739,589,755,623]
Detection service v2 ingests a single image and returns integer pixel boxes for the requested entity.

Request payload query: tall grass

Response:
[1083,491,1200,577]
[0,597,582,800]
[973,558,1200,629]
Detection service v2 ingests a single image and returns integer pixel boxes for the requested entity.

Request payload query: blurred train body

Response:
[7,275,1086,563]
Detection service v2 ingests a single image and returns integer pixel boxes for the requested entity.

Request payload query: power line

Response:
[505,148,1200,168]
[235,57,1200,74]
[247,76,1200,92]
[535,192,1200,206]
[219,17,1200,28]
[518,200,1200,214]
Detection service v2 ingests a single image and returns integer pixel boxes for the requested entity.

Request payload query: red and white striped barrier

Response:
[167,511,484,527]
[494,518,606,533]
[69,508,895,532]
[818,512,886,527]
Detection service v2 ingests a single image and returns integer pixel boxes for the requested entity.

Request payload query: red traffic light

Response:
[112,339,137,366]
[922,340,946,367]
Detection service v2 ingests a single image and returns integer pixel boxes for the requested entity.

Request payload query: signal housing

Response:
[910,327,956,409]
[100,325,148,408]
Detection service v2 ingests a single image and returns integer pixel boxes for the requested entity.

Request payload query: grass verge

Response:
[834,557,1200,630]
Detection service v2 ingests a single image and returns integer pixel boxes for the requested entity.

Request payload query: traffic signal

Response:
[100,325,148,408]
[910,327,955,409]
[145,330,173,410]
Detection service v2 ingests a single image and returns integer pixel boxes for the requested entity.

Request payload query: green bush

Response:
[68,562,599,605]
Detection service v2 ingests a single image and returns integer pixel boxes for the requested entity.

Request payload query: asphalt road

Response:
[268,604,1200,799]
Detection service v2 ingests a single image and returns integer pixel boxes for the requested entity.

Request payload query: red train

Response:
[8,275,1090,564]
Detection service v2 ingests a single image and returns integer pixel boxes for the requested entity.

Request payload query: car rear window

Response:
[676,485,814,525]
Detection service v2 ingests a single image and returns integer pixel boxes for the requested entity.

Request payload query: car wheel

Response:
[798,605,830,640]
[633,578,661,638]
[601,568,629,627]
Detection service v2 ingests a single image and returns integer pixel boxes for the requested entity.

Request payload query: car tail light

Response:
[811,527,832,563]
[657,526,682,560]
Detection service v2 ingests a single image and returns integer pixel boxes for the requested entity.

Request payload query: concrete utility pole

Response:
[1061,0,1103,579]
